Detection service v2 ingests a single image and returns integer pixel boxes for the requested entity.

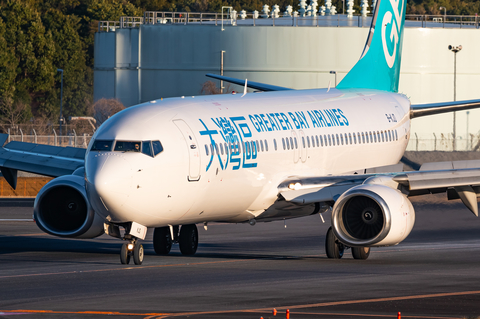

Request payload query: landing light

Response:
[127,243,134,250]
[288,182,302,190]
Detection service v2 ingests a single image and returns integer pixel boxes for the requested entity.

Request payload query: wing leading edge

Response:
[206,74,293,92]
[279,160,480,217]
[0,134,85,189]
[411,99,480,118]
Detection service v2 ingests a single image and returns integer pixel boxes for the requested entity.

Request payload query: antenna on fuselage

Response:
[241,79,248,97]
[327,80,331,93]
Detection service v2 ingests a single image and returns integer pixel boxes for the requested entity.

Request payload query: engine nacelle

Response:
[332,184,415,247]
[34,173,105,239]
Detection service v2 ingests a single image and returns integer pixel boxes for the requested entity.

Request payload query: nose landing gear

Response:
[104,221,147,265]
[120,239,144,265]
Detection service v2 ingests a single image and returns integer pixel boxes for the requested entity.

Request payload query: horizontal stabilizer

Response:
[411,99,480,118]
[206,74,293,92]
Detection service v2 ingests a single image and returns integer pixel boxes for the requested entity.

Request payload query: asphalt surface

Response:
[1,196,480,319]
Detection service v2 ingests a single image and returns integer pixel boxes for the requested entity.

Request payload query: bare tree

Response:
[92,98,126,128]
[200,81,234,95]
[201,81,221,95]
[0,96,29,126]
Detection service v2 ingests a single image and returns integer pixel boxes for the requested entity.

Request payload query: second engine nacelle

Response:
[332,184,415,247]
[34,172,105,239]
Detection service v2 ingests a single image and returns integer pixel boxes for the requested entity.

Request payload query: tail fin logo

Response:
[381,0,404,68]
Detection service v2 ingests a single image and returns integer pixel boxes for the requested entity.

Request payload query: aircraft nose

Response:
[87,154,133,213]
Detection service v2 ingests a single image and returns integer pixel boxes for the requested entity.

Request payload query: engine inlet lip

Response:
[332,189,392,247]
[34,179,94,238]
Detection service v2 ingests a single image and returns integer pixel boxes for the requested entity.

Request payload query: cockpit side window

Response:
[114,141,141,152]
[152,141,163,156]
[142,141,153,157]
[91,140,114,151]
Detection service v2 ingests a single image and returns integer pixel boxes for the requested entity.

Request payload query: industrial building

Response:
[94,11,480,150]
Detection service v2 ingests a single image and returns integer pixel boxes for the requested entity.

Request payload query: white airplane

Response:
[2,0,480,265]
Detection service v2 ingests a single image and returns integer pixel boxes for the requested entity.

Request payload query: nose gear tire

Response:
[133,243,144,265]
[120,243,131,264]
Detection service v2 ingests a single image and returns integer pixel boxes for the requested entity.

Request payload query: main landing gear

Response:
[325,226,370,260]
[153,224,198,256]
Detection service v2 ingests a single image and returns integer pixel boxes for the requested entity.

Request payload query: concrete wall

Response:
[94,24,480,142]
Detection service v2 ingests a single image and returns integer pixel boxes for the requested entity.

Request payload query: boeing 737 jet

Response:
[2,0,480,264]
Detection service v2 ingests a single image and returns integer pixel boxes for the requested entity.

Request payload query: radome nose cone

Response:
[88,154,132,208]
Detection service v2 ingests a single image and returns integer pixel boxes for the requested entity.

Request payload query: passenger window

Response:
[302,136,306,148]
[274,139,277,151]
[225,143,228,154]
[307,136,310,148]
[340,134,344,145]
[142,141,153,157]
[220,143,224,155]
[260,140,264,152]
[265,140,269,151]
[336,134,339,146]
[319,135,323,147]
[282,138,286,150]
[152,141,163,156]
[215,143,220,155]
[294,137,298,149]
[91,140,113,151]
[205,145,209,156]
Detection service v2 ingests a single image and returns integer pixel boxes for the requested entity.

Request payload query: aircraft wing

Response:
[410,99,480,118]
[0,134,85,189]
[206,74,293,92]
[279,160,480,216]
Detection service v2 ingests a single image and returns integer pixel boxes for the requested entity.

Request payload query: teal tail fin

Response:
[336,0,407,92]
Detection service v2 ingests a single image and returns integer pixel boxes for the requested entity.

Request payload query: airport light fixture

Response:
[330,71,337,87]
[57,69,64,137]
[448,45,462,150]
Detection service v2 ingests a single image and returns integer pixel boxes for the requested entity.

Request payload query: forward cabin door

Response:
[173,119,201,181]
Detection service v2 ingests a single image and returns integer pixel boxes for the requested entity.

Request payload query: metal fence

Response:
[7,133,92,148]
[406,133,480,151]
[98,12,480,31]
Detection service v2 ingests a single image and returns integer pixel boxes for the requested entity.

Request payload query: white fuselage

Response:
[84,88,411,227]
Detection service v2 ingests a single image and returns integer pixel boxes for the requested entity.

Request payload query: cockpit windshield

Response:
[91,140,114,151]
[114,141,141,152]
[90,139,163,157]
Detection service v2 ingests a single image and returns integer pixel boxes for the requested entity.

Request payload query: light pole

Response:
[57,69,64,136]
[439,6,446,28]
[448,45,462,151]
[330,70,337,87]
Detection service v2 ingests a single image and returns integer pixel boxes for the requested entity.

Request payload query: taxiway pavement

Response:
[0,196,479,318]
